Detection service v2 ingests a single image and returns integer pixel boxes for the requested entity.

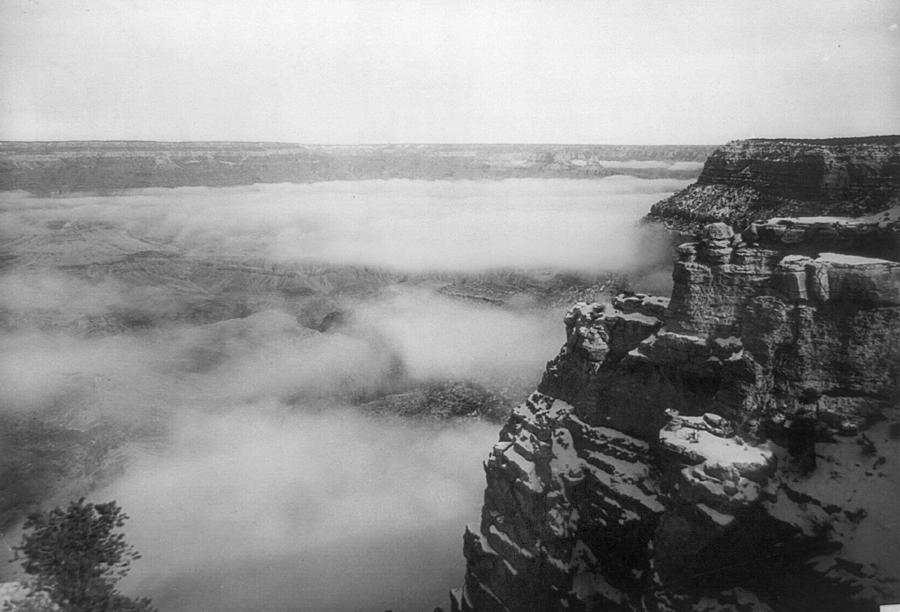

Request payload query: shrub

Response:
[9,499,154,612]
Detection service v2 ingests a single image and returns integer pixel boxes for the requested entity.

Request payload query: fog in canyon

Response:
[0,177,688,610]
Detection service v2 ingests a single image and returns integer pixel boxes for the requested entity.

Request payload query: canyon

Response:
[453,137,900,611]
[2,137,898,611]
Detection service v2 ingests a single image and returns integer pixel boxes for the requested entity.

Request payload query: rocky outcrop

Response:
[361,380,509,422]
[647,137,900,233]
[453,212,900,611]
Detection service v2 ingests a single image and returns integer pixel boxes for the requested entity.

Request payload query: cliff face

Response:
[453,211,900,610]
[647,137,900,232]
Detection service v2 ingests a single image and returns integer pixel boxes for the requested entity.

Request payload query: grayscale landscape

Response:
[0,169,697,610]
[1,2,898,612]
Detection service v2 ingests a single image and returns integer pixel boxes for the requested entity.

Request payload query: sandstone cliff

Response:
[453,209,900,611]
[647,137,900,232]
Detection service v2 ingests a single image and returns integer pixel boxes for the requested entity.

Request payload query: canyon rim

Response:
[453,137,900,612]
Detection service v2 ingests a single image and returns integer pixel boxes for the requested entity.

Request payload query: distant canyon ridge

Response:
[648,136,900,232]
[0,142,714,193]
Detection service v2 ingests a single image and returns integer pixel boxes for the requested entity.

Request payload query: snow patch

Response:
[604,310,660,326]
[817,252,895,266]
[697,503,736,526]
[489,524,534,559]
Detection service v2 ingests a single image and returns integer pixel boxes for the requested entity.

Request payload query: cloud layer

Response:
[2,177,689,272]
[106,406,496,611]
[0,177,686,609]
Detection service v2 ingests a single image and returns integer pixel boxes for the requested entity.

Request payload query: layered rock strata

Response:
[647,137,900,233]
[453,213,900,611]
[0,142,713,193]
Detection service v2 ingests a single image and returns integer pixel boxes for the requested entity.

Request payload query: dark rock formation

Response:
[362,380,509,422]
[647,137,900,233]
[453,211,900,611]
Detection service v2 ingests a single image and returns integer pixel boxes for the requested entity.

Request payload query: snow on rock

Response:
[761,419,900,606]
[817,252,894,266]
[460,391,666,611]
[457,201,900,611]
[559,294,665,366]
[0,583,58,610]
[660,414,774,481]
[655,411,777,522]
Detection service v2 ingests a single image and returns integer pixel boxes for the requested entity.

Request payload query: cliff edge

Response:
[646,137,900,233]
[453,143,900,611]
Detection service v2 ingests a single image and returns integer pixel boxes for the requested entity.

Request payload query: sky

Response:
[0,0,898,144]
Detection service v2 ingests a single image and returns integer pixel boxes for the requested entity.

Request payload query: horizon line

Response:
[2,135,898,147]
[0,140,721,146]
